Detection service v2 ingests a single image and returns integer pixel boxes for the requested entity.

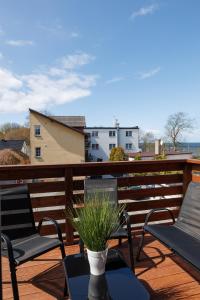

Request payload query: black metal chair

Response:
[0,185,66,300]
[136,181,200,271]
[79,178,135,271]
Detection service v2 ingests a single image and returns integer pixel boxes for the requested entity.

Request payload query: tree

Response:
[109,147,126,161]
[140,130,155,152]
[165,112,194,151]
[0,122,20,134]
[0,122,30,144]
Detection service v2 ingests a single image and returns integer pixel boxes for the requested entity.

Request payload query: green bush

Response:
[109,147,126,161]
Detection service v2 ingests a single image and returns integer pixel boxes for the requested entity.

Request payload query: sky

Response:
[0,0,200,141]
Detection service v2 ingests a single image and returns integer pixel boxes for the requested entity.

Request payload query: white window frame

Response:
[125,143,132,150]
[126,131,132,137]
[109,131,116,137]
[34,125,41,136]
[35,147,41,158]
[92,143,99,150]
[109,144,116,150]
[92,131,98,137]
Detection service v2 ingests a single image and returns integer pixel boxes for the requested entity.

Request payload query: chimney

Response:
[155,139,161,155]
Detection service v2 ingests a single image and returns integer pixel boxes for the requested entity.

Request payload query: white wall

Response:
[85,127,139,161]
[118,129,139,153]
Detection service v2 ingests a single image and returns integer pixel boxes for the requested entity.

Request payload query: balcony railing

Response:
[0,159,200,244]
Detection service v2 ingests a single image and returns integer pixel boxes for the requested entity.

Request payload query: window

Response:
[34,125,41,136]
[109,144,116,150]
[35,147,41,158]
[92,144,99,150]
[109,131,116,137]
[92,131,98,137]
[126,131,132,137]
[125,143,132,150]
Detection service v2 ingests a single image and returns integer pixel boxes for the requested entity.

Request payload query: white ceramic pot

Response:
[87,248,108,276]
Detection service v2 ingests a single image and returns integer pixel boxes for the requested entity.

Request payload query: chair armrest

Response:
[122,210,132,234]
[1,233,15,262]
[37,217,63,243]
[144,208,175,226]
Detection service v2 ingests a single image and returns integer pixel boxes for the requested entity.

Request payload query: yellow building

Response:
[29,109,85,164]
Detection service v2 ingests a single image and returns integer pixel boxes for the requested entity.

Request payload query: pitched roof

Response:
[51,116,86,127]
[29,109,85,136]
[0,139,25,151]
[0,149,29,165]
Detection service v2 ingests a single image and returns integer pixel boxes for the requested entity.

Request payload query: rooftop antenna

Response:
[113,116,119,128]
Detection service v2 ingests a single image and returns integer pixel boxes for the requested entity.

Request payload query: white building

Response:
[85,123,139,161]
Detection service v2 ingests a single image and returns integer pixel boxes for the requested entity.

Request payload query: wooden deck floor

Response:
[2,234,200,300]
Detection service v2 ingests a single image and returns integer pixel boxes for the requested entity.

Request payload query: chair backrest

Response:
[176,181,200,240]
[84,178,118,205]
[0,185,37,241]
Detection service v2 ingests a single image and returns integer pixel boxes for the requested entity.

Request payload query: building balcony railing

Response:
[1,159,199,244]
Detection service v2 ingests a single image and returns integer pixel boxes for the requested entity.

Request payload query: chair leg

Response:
[63,278,68,297]
[60,243,66,259]
[136,229,146,261]
[118,238,122,246]
[127,234,135,273]
[9,262,19,300]
[79,239,84,254]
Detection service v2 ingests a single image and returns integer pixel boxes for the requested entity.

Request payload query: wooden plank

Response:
[126,197,182,211]
[0,167,65,180]
[73,174,183,191]
[0,160,186,179]
[118,185,183,200]
[130,208,179,224]
[31,195,65,208]
[192,174,200,183]
[34,209,65,222]
[117,174,183,187]
[3,235,200,300]
[72,186,183,203]
[39,223,65,236]
[29,181,65,193]
[183,164,192,196]
[72,161,185,176]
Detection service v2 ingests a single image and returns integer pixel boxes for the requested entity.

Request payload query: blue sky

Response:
[0,0,200,141]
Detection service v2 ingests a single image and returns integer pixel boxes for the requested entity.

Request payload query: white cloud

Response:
[131,4,158,20]
[105,77,125,85]
[61,52,95,70]
[0,53,97,113]
[38,23,64,37]
[6,40,34,47]
[138,67,161,79]
[70,32,79,38]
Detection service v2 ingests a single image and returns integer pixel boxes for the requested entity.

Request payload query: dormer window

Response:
[34,125,41,136]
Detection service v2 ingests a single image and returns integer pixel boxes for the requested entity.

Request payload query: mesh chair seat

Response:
[2,233,62,265]
[137,182,200,272]
[144,224,200,270]
[110,227,128,239]
[0,184,66,300]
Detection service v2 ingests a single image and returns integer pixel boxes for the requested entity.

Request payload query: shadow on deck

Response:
[2,234,200,299]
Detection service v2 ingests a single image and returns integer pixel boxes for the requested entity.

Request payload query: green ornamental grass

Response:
[66,192,125,252]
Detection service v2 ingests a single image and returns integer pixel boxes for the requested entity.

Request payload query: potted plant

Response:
[66,193,124,276]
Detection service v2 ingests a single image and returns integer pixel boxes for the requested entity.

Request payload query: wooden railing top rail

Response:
[0,158,188,170]
[0,159,188,180]
[187,159,200,165]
